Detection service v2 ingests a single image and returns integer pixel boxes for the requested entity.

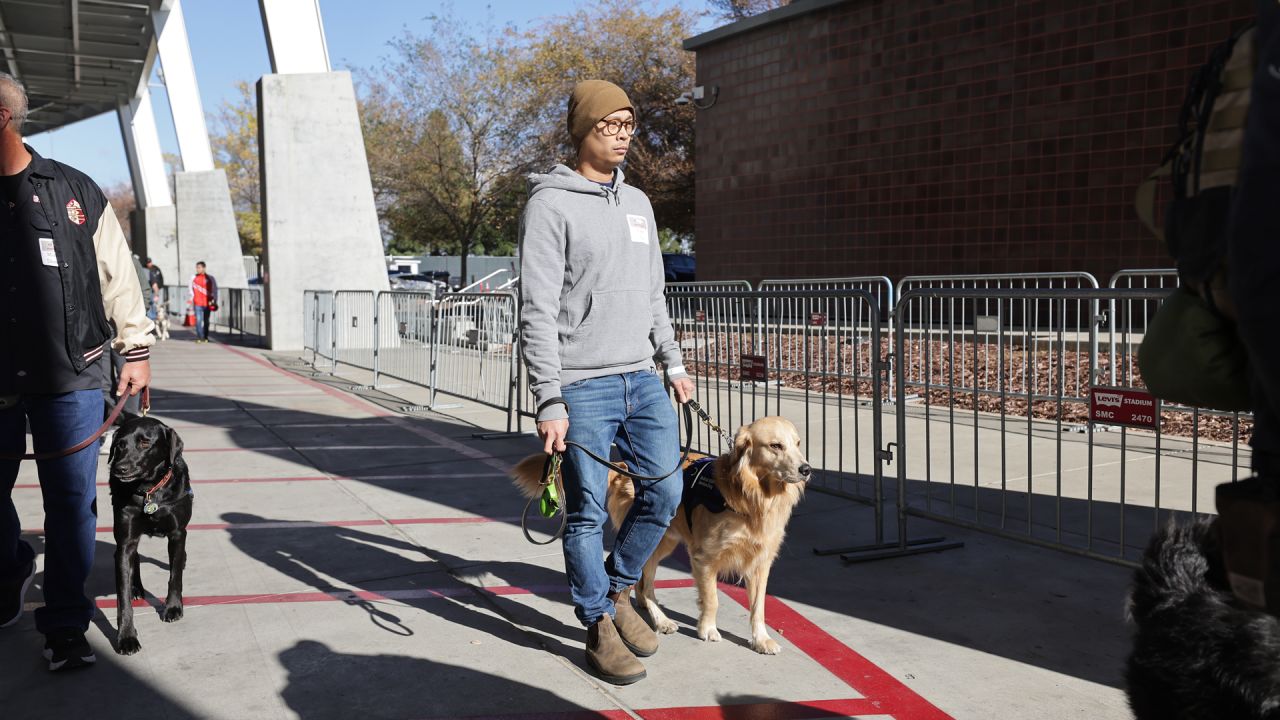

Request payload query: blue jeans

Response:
[560,370,681,626]
[194,306,210,339]
[0,390,102,634]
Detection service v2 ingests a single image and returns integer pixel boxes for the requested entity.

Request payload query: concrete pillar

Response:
[258,71,388,351]
[139,205,178,289]
[175,170,249,289]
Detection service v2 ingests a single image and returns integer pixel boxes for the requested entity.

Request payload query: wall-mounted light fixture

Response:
[674,84,719,110]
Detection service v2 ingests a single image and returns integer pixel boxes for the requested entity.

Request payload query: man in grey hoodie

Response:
[519,79,694,685]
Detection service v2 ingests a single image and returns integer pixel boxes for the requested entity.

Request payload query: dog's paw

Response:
[751,636,782,655]
[162,605,184,623]
[654,618,679,634]
[131,585,146,600]
[116,636,142,655]
[697,626,722,643]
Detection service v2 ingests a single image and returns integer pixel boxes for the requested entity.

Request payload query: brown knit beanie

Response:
[567,80,633,147]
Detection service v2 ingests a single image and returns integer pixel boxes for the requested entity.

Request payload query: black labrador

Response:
[107,415,193,655]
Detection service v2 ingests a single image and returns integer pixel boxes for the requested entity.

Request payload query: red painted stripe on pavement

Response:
[97,580,696,610]
[216,344,395,417]
[13,471,504,490]
[22,515,514,534]
[719,583,951,720]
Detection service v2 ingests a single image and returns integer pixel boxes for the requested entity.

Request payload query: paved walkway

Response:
[2,328,1135,719]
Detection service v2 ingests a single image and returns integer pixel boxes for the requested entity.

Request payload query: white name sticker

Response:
[626,214,649,244]
[38,238,57,267]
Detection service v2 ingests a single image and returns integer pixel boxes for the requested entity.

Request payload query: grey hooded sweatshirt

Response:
[519,164,687,422]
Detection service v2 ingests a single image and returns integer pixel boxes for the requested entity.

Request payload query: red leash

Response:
[0,387,150,461]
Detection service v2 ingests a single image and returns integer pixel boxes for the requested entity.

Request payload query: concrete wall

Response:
[175,169,249,288]
[258,71,388,351]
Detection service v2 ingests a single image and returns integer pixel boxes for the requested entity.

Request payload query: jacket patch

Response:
[66,198,85,225]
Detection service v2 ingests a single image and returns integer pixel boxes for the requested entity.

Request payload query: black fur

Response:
[1127,520,1280,719]
[106,416,193,655]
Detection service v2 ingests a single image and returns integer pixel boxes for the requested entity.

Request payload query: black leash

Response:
[520,399,727,545]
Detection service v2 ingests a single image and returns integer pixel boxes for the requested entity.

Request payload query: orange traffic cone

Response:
[183,301,195,327]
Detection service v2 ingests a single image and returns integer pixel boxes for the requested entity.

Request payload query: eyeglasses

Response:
[596,118,637,137]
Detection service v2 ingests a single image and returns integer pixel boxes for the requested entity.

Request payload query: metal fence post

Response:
[373,291,381,388]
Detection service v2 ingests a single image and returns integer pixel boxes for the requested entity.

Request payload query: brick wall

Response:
[689,0,1255,285]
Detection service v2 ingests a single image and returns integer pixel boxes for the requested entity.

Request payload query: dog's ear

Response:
[167,426,184,467]
[732,425,759,487]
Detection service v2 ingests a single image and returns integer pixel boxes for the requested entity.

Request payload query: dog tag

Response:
[143,501,158,515]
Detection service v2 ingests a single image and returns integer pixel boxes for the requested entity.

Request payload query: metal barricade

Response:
[374,291,435,388]
[759,277,893,322]
[211,287,266,344]
[666,280,753,293]
[1106,269,1179,387]
[886,286,1251,566]
[333,291,377,371]
[665,288,891,546]
[898,273,1102,404]
[304,290,336,370]
[429,292,519,428]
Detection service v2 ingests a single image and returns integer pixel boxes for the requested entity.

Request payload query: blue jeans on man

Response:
[193,306,210,340]
[560,370,681,626]
[0,390,103,633]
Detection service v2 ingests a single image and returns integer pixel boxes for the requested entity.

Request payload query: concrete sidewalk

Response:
[2,329,1136,719]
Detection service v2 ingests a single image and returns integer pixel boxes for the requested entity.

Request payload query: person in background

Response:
[189,261,217,343]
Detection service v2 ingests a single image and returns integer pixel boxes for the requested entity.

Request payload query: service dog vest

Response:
[682,457,728,528]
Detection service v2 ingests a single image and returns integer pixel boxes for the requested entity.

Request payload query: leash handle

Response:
[0,385,151,461]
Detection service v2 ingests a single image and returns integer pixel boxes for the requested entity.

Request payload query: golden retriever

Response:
[512,416,808,655]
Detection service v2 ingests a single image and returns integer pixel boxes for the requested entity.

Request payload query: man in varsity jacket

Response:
[0,73,155,671]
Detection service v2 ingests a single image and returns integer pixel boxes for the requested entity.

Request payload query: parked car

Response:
[662,253,695,283]
[390,272,447,293]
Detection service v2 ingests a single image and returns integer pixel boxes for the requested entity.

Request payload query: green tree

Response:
[209,81,262,256]
[707,0,789,21]
[360,17,530,285]
[505,0,700,237]
[102,182,136,246]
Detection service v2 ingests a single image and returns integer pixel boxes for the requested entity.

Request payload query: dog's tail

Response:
[510,454,559,499]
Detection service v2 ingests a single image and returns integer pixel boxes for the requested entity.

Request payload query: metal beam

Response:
[118,84,172,208]
[258,0,330,74]
[153,0,212,171]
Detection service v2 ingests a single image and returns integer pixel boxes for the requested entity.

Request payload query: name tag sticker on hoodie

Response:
[38,238,57,266]
[626,214,649,244]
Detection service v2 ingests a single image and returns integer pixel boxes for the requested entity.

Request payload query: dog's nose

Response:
[799,464,811,478]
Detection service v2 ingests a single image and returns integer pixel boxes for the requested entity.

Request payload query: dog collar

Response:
[143,468,174,515]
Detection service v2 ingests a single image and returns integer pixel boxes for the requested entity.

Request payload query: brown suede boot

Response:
[586,614,646,685]
[609,586,659,657]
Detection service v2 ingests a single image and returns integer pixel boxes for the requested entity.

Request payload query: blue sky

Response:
[27,0,714,190]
